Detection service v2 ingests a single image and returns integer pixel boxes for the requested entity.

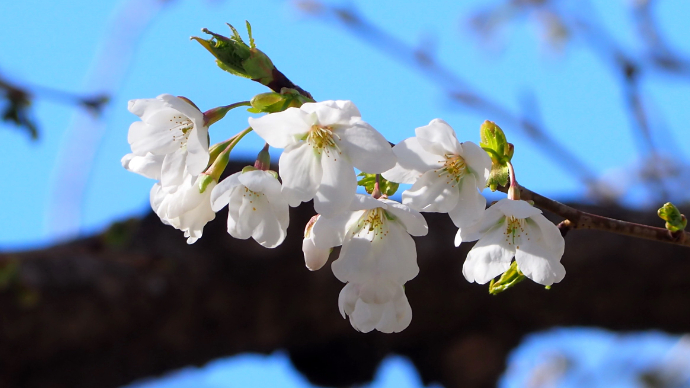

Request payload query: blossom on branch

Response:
[457,198,566,286]
[249,100,396,217]
[150,174,216,245]
[211,169,289,248]
[305,194,428,333]
[383,119,492,228]
[127,94,210,189]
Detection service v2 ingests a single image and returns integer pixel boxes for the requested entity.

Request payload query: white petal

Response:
[302,237,330,271]
[314,151,356,217]
[358,278,399,304]
[462,224,514,284]
[447,174,486,228]
[311,210,361,249]
[415,119,463,156]
[226,187,246,239]
[122,153,163,180]
[401,170,459,213]
[234,189,262,239]
[160,148,188,189]
[494,198,542,219]
[382,138,443,184]
[454,205,504,246]
[337,121,396,173]
[250,195,287,248]
[376,291,412,333]
[459,141,492,186]
[350,194,386,211]
[185,126,210,176]
[331,234,374,284]
[515,224,566,286]
[529,213,565,255]
[249,108,311,148]
[279,142,322,207]
[211,172,242,211]
[338,283,359,318]
[377,221,420,282]
[379,199,428,237]
[301,100,360,126]
[351,299,384,333]
[159,94,204,124]
[128,97,166,121]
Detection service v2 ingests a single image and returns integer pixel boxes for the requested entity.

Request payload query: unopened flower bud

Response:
[254,143,271,170]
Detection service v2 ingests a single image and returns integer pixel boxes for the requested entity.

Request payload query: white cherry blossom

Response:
[382,119,492,228]
[248,100,396,217]
[211,169,289,248]
[121,152,164,180]
[306,194,427,333]
[457,198,566,286]
[127,94,210,189]
[150,174,216,244]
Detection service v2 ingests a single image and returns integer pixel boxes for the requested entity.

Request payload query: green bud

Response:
[488,261,525,295]
[241,165,257,174]
[658,202,687,232]
[480,121,514,191]
[198,174,215,194]
[248,88,313,113]
[191,22,275,85]
[357,173,399,197]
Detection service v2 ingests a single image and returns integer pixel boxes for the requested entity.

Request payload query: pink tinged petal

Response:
[515,223,565,285]
[249,108,311,149]
[279,142,322,207]
[301,100,360,126]
[351,299,385,333]
[338,283,359,318]
[250,195,287,248]
[379,199,428,237]
[382,138,443,184]
[122,153,164,180]
[211,172,243,212]
[314,150,356,217]
[337,121,396,173]
[401,170,459,213]
[529,213,565,255]
[303,237,330,271]
[415,119,463,156]
[448,174,486,228]
[455,205,504,246]
[459,141,492,186]
[462,224,515,284]
[494,198,542,219]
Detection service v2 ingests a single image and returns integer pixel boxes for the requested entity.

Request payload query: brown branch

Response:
[512,185,690,248]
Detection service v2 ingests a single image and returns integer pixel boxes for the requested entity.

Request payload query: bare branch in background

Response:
[0,74,108,140]
[295,0,603,199]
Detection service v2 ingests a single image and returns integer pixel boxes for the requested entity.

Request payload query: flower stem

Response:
[203,101,252,127]
[507,162,520,200]
[507,185,690,248]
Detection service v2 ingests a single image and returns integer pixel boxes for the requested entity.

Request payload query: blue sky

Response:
[2,0,690,387]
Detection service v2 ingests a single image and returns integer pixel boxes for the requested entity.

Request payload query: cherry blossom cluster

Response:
[122,94,566,333]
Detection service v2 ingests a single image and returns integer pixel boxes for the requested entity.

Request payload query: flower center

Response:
[436,154,468,186]
[169,115,194,149]
[353,208,389,241]
[504,216,527,248]
[307,125,342,155]
[243,187,264,212]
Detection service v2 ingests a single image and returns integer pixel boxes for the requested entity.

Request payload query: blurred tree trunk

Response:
[1,172,689,388]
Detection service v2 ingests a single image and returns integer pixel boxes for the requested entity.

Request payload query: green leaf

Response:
[357,173,399,196]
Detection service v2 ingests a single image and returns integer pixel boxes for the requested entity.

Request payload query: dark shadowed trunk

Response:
[1,168,689,388]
